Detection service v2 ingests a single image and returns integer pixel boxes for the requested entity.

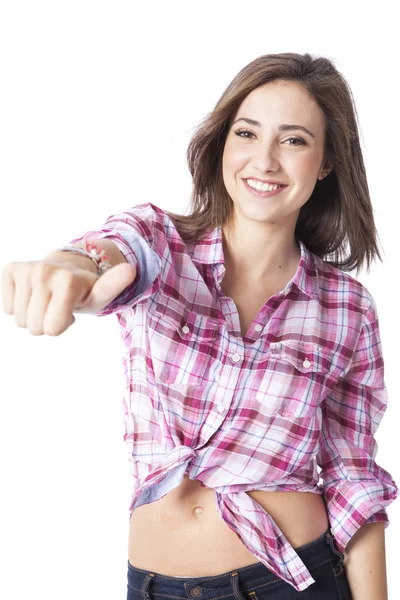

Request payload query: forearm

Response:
[343,522,387,600]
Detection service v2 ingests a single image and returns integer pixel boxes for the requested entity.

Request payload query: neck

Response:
[221,223,300,282]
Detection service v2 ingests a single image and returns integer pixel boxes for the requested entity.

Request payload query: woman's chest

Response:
[137,280,345,426]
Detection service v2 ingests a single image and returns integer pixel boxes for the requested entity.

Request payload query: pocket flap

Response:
[270,340,331,373]
[154,295,219,341]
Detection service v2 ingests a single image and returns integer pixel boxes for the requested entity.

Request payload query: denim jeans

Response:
[126,527,352,599]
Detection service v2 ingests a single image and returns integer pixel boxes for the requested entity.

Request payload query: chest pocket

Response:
[148,295,219,386]
[255,340,334,418]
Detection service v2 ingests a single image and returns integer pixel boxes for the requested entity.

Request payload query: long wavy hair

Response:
[165,52,383,275]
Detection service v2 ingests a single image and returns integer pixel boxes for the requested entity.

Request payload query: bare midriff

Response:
[128,475,329,577]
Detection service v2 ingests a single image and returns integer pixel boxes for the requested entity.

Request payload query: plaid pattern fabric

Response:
[68,202,399,592]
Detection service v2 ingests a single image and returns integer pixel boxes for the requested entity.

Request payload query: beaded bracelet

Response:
[55,240,112,276]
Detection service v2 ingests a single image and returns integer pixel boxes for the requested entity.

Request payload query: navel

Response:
[193,505,204,516]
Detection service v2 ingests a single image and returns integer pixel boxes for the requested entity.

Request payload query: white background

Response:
[0,1,398,597]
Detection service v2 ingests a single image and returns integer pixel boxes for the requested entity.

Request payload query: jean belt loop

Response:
[326,530,344,570]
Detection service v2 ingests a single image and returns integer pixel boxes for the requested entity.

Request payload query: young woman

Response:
[3,52,398,599]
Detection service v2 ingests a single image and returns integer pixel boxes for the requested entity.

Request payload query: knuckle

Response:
[5,260,19,271]
[43,315,68,337]
[53,271,79,292]
[34,263,78,290]
[26,316,45,336]
[56,268,74,283]
[2,263,19,290]
[2,262,15,277]
[33,262,56,282]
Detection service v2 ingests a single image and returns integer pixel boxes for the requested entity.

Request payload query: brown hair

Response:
[165,52,383,275]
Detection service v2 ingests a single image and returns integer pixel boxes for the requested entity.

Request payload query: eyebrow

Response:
[232,117,315,138]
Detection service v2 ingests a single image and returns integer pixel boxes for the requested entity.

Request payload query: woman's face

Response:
[222,80,330,227]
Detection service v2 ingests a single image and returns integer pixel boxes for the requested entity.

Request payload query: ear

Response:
[318,161,333,180]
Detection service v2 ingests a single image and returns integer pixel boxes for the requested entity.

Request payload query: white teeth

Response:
[246,179,283,192]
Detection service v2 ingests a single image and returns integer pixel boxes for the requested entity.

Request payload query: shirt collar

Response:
[192,225,319,300]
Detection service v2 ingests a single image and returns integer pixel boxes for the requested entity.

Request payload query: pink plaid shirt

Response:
[69,202,399,592]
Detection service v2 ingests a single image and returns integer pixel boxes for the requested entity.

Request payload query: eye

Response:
[284,137,306,146]
[234,129,256,139]
[234,129,307,146]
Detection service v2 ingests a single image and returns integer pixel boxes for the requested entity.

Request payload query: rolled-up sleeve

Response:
[316,296,399,554]
[67,203,162,316]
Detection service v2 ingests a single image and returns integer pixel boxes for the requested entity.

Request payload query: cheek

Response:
[287,154,318,180]
[223,144,248,174]
[297,149,322,172]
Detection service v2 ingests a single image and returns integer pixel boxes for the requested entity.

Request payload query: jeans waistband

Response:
[127,526,341,589]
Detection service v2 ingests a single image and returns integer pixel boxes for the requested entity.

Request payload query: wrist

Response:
[44,250,99,274]
[48,240,112,276]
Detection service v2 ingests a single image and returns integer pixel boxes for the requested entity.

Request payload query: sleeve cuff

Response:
[69,229,162,316]
[67,230,142,316]
[322,480,399,553]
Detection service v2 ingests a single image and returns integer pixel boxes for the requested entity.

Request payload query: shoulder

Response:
[107,202,176,241]
[311,251,376,316]
[121,201,169,228]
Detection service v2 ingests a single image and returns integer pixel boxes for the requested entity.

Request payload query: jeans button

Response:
[190,586,202,597]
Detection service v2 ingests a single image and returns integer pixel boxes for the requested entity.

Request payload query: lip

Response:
[243,177,287,185]
[243,179,288,198]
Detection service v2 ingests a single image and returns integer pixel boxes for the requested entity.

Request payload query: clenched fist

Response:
[1,259,137,336]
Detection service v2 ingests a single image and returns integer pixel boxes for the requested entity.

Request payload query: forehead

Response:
[234,81,325,132]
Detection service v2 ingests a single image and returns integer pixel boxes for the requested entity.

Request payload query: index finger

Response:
[1,263,16,314]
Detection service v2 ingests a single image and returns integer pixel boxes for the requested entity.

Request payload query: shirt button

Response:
[181,325,190,334]
[303,358,311,368]
[231,353,241,363]
[217,403,225,412]
[254,324,262,332]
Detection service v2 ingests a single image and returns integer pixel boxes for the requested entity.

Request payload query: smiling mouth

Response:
[243,179,288,198]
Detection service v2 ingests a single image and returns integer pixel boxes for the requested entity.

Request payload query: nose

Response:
[252,140,280,173]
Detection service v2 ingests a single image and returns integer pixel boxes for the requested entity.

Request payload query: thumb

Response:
[74,263,138,314]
